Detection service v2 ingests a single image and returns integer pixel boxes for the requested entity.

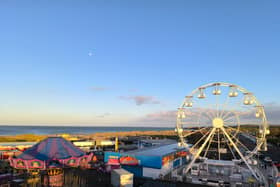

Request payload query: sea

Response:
[0,125,173,136]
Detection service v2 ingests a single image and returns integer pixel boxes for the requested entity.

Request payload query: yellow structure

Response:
[115,137,118,152]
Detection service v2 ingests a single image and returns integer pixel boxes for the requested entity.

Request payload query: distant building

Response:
[138,139,177,148]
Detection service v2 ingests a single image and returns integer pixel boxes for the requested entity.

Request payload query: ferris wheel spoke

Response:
[224,124,238,129]
[222,131,237,159]
[215,95,220,118]
[222,110,238,122]
[221,127,259,180]
[219,94,231,119]
[200,114,211,125]
[224,122,238,128]
[220,103,235,120]
[223,126,239,138]
[203,130,215,158]
[209,104,217,119]
[224,119,238,125]
[234,137,252,152]
[197,108,213,128]
[224,128,251,152]
[224,125,247,135]
[190,129,212,152]
[223,112,236,121]
[218,128,221,160]
[223,126,239,141]
[185,128,216,174]
[224,116,236,121]
[205,110,215,122]
[225,127,238,137]
[224,123,238,130]
[221,98,242,120]
[224,115,239,125]
[225,115,237,121]
[221,110,233,122]
[182,127,209,138]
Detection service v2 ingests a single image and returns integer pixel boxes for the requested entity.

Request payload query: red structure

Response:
[10,137,93,169]
[9,137,93,186]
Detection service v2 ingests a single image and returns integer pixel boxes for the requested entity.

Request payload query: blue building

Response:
[104,143,190,178]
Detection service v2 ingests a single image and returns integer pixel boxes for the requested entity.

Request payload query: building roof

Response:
[140,139,176,145]
[17,137,85,160]
[205,159,235,166]
[126,143,186,157]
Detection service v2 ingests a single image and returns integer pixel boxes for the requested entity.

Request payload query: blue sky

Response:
[0,0,279,126]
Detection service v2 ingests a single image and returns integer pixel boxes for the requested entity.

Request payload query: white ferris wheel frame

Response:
[176,82,269,181]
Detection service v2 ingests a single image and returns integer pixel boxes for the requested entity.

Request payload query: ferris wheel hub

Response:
[212,117,224,128]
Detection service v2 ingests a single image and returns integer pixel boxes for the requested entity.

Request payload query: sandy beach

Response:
[0,130,177,142]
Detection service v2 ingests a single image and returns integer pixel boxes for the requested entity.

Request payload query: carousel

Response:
[9,137,93,186]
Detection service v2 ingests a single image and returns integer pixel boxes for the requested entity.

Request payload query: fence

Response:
[3,168,208,187]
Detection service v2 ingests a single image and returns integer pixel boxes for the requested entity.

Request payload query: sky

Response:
[0,0,279,126]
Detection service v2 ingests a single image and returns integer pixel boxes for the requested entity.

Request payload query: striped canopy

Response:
[18,137,85,161]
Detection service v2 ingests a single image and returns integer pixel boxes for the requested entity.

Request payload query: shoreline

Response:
[0,126,173,136]
[0,126,279,146]
[0,130,177,142]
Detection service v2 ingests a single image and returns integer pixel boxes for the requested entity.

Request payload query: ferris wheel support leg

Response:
[221,127,260,181]
[184,128,216,174]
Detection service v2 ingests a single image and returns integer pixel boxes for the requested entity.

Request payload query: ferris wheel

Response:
[175,82,269,180]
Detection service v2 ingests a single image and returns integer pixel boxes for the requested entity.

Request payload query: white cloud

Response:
[119,95,161,106]
[132,102,280,127]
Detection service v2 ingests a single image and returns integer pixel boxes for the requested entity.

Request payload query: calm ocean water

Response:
[0,125,173,135]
